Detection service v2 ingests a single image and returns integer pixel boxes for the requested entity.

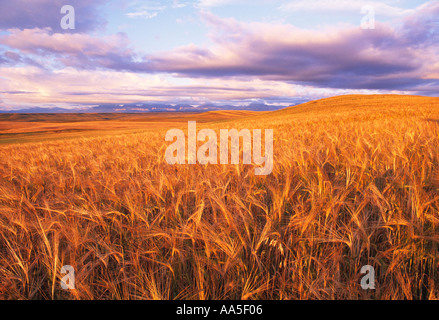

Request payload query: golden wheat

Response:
[0,95,439,300]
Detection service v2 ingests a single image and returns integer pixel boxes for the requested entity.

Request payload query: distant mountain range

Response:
[0,101,309,113]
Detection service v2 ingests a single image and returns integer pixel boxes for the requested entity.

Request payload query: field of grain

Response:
[1,94,439,300]
[0,111,258,145]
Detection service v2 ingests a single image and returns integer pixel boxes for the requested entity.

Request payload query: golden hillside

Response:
[0,94,439,300]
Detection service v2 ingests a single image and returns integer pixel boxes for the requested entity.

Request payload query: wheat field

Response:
[1,94,439,300]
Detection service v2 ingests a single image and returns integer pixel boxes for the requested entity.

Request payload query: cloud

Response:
[0,0,108,32]
[1,0,438,107]
[198,0,236,7]
[399,1,439,47]
[172,0,188,8]
[197,0,277,8]
[0,29,127,54]
[140,4,439,92]
[125,3,167,20]
[279,0,415,17]
[0,50,43,67]
[0,64,390,109]
[3,3,439,94]
[0,28,144,71]
[126,11,159,19]
[0,66,172,107]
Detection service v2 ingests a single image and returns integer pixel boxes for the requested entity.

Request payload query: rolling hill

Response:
[0,94,439,300]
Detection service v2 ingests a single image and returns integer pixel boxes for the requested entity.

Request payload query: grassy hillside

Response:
[0,95,439,299]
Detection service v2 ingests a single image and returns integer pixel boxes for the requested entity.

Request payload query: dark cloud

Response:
[0,0,107,32]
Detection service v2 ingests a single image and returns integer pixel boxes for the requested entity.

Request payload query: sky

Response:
[0,0,438,110]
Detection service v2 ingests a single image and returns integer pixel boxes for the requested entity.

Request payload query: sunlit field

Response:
[1,95,439,299]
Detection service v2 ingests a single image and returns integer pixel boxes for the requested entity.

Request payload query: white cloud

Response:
[198,0,235,7]
[126,11,159,19]
[279,0,415,17]
[172,0,188,8]
[125,4,167,19]
[197,0,276,8]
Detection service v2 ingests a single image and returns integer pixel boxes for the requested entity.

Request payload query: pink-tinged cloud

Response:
[0,65,389,109]
[143,5,439,92]
[1,28,128,55]
[0,28,138,71]
[0,1,438,101]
